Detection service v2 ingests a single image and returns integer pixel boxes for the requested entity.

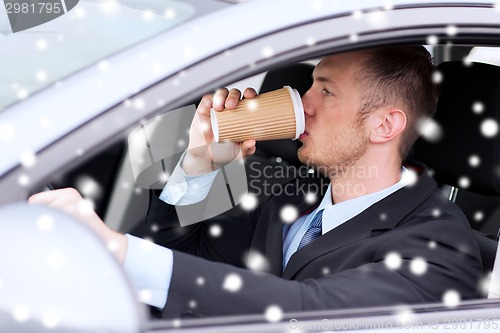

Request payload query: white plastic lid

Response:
[210,108,220,142]
[284,86,305,140]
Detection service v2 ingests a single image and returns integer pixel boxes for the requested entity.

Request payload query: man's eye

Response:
[322,89,333,96]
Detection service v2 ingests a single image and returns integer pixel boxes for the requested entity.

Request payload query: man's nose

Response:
[301,88,314,117]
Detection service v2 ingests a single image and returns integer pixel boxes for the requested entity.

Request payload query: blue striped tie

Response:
[298,209,324,249]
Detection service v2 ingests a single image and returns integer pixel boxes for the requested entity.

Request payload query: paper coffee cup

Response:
[210,86,305,143]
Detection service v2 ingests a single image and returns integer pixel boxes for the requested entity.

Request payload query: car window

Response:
[0,0,195,111]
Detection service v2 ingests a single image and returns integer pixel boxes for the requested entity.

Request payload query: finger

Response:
[28,188,80,205]
[241,140,256,157]
[225,88,242,109]
[197,94,213,117]
[243,88,257,99]
[213,88,229,111]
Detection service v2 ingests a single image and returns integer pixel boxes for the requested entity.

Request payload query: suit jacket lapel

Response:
[282,169,437,279]
[264,189,321,277]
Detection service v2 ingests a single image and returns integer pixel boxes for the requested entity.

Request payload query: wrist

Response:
[182,149,215,175]
[105,231,128,264]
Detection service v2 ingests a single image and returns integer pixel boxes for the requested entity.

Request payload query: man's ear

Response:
[369,108,407,143]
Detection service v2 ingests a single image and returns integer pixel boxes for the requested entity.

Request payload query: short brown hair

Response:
[355,46,439,159]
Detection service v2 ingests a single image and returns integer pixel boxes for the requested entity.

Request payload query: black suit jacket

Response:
[146,166,482,318]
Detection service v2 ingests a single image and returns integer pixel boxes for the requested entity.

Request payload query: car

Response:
[1,0,500,332]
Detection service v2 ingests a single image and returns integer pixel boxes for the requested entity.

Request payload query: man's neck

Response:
[329,162,402,204]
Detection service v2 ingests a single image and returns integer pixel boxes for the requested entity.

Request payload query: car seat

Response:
[413,61,500,297]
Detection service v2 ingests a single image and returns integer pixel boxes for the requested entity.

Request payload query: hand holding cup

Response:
[182,88,258,175]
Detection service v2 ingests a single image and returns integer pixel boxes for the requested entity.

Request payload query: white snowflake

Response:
[244,250,270,272]
[474,211,484,222]
[98,60,109,71]
[139,289,152,303]
[350,33,359,43]
[410,257,427,276]
[17,88,29,99]
[472,101,484,114]
[305,192,317,204]
[18,174,30,186]
[143,10,155,21]
[458,176,470,189]
[480,119,499,138]
[418,117,442,142]
[280,205,298,223]
[36,70,48,82]
[12,305,30,322]
[222,273,243,292]
[352,10,363,20]
[322,267,330,275]
[74,7,86,18]
[393,306,416,324]
[196,276,205,286]
[20,151,36,168]
[164,9,176,19]
[442,290,461,307]
[77,199,95,216]
[42,310,59,329]
[478,272,492,296]
[383,1,394,10]
[384,252,402,270]
[469,155,481,167]
[265,305,283,322]
[262,46,274,58]
[140,238,155,252]
[426,35,438,45]
[76,175,101,198]
[188,300,197,308]
[432,71,443,84]
[305,37,316,46]
[446,25,458,36]
[133,98,146,110]
[37,214,54,232]
[209,224,222,238]
[432,209,441,217]
[36,39,48,51]
[402,168,418,187]
[428,241,437,249]
[366,11,388,28]
[107,240,119,253]
[0,122,16,141]
[100,0,119,14]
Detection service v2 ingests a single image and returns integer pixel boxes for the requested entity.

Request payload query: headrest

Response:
[413,61,500,195]
[256,63,314,166]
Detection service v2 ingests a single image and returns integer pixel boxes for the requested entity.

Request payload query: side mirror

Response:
[0,203,145,332]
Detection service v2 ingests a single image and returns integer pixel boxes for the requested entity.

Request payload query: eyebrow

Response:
[314,75,334,84]
[312,73,341,91]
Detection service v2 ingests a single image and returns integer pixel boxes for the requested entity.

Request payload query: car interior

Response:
[43,44,500,305]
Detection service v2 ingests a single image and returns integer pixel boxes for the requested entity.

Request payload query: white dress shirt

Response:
[123,160,412,308]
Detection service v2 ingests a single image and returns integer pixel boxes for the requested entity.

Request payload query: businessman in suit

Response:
[30,45,482,318]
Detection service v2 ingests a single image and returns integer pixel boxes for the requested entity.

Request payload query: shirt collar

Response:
[313,167,412,235]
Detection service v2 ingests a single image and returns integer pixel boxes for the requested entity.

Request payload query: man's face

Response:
[297,51,370,178]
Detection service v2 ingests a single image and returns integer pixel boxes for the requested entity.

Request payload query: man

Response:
[29,46,482,318]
